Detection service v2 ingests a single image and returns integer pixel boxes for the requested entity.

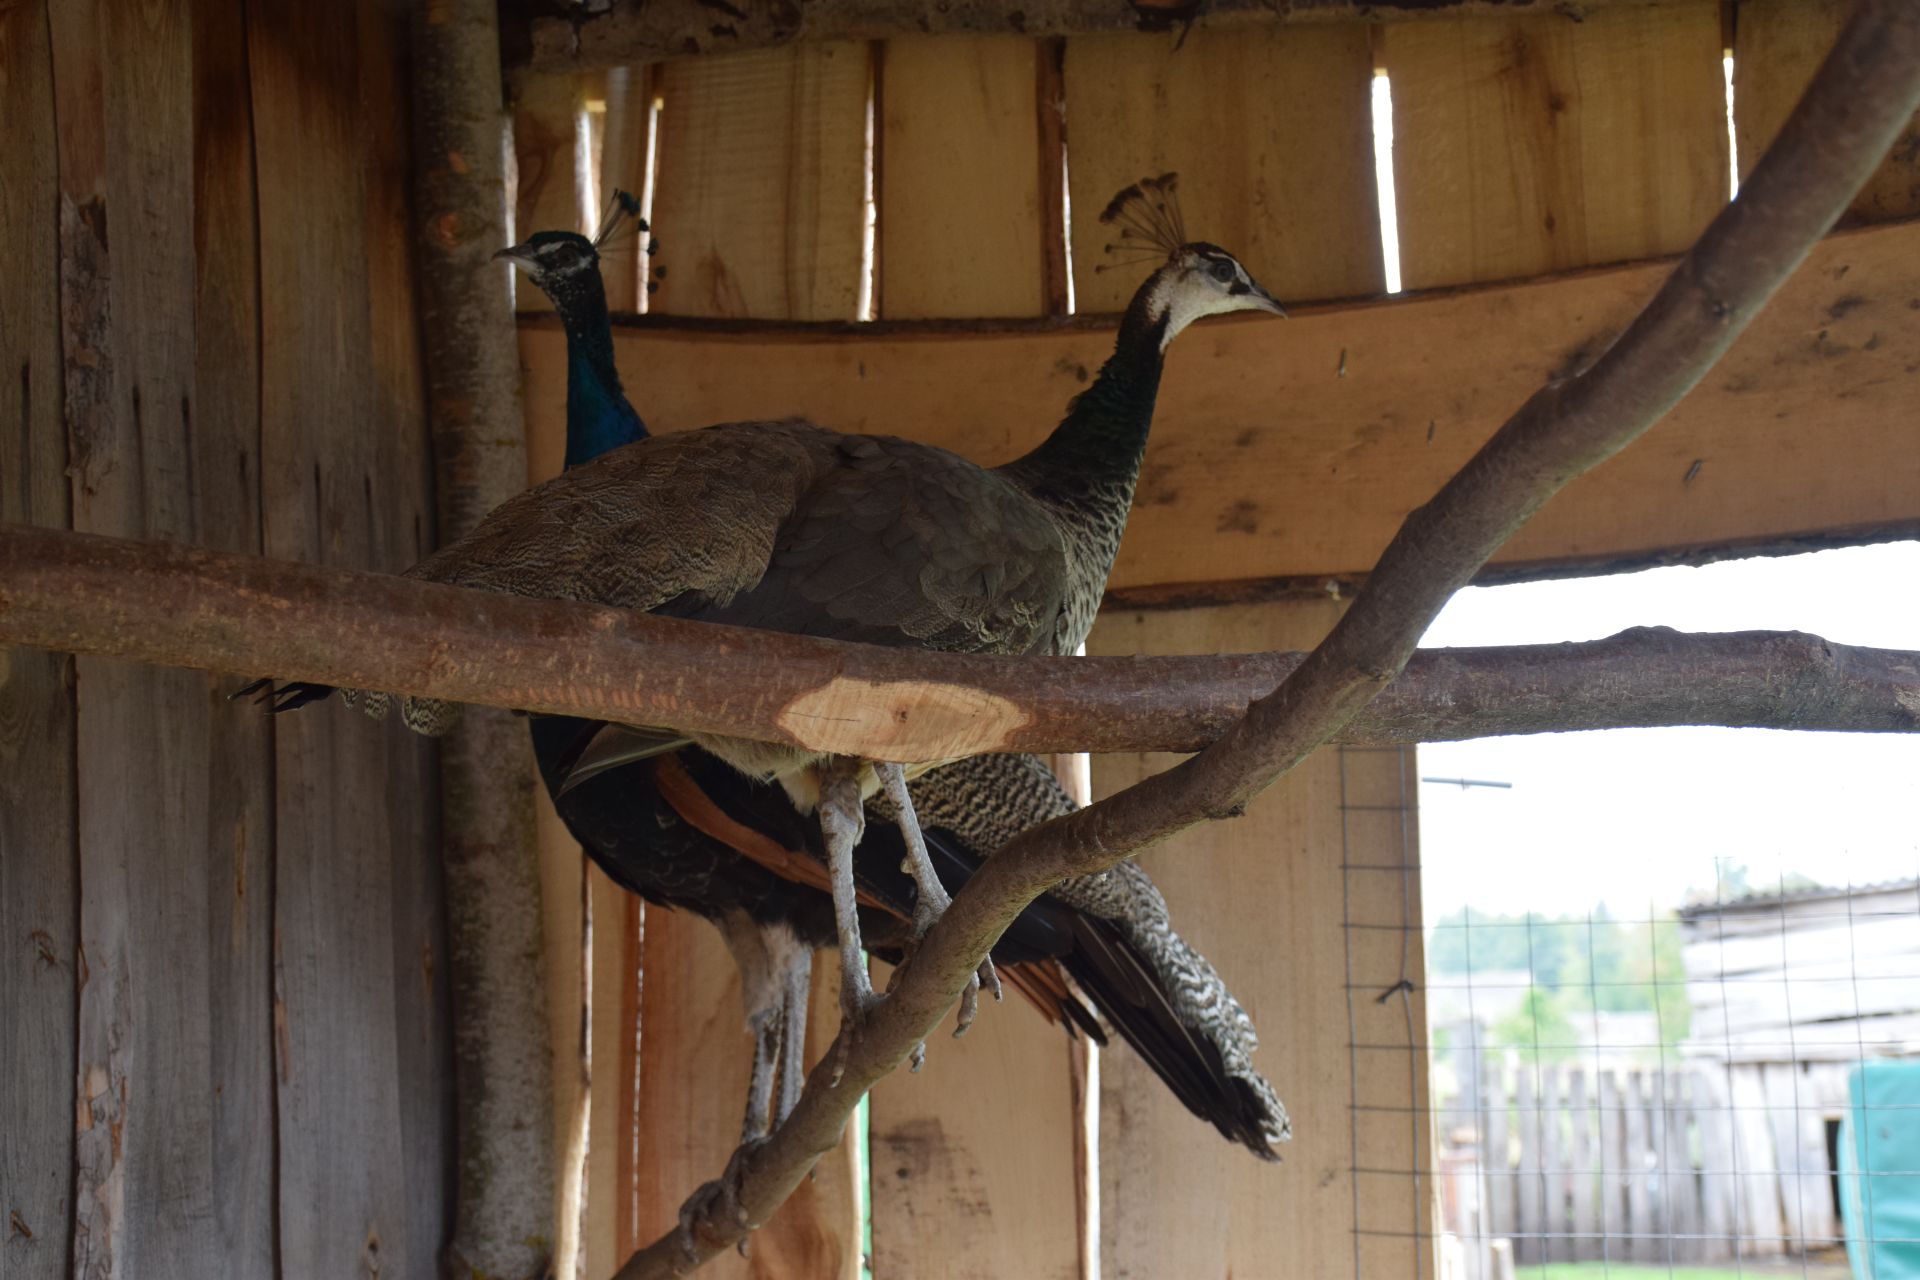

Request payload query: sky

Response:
[1414,541,1920,920]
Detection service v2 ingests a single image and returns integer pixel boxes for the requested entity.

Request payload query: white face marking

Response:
[1145,255,1279,350]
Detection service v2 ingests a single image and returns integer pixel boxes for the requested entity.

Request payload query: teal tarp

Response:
[1839,1059,1920,1279]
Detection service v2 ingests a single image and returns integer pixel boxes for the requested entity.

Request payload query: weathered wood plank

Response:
[1598,1068,1627,1252]
[651,45,869,319]
[584,866,634,1280]
[521,0,1688,74]
[523,218,1920,591]
[1567,1067,1598,1261]
[870,55,1081,1273]
[1384,3,1728,289]
[879,36,1047,318]
[1063,26,1382,310]
[192,1,280,1275]
[597,65,651,312]
[49,2,227,1274]
[1734,0,1920,225]
[250,0,419,1273]
[360,4,456,1274]
[1089,600,1425,1280]
[511,69,590,314]
[1515,1069,1544,1264]
[0,1,78,1274]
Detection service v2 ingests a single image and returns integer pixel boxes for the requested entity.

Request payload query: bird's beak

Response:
[1247,280,1288,318]
[494,243,536,272]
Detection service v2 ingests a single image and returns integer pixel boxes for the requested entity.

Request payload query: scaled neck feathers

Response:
[557,273,647,467]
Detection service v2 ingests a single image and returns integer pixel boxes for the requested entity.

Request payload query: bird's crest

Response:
[592,188,658,258]
[1097,172,1186,273]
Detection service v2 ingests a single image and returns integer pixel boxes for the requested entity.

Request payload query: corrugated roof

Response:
[1678,876,1920,920]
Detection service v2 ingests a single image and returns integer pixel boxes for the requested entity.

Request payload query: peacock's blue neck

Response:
[559,283,646,468]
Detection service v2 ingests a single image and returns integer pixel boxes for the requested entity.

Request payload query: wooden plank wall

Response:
[1088,601,1430,1280]
[1,3,453,1278]
[1382,2,1729,290]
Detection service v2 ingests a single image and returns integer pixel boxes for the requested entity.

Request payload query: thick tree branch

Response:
[3,524,1918,750]
[617,2,1920,1274]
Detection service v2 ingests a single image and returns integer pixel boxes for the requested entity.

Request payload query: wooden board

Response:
[49,3,228,1274]
[0,5,78,1274]
[250,1,423,1273]
[597,65,651,312]
[1734,0,1920,225]
[520,216,1920,592]
[1088,599,1428,1280]
[511,69,590,313]
[1063,26,1383,311]
[651,45,870,320]
[1384,3,1729,290]
[879,36,1048,318]
[868,46,1085,1272]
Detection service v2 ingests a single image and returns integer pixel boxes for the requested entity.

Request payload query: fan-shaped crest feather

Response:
[1096,171,1186,274]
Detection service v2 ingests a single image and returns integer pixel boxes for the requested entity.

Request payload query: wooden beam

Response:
[5,525,1920,756]
[521,217,1920,592]
[513,0,1675,73]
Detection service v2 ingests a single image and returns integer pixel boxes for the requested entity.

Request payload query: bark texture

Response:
[412,1,553,1276]
[3,525,1919,752]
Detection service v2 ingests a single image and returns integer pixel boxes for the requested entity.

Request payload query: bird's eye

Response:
[1209,260,1235,284]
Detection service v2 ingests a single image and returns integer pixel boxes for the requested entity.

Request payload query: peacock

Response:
[243,177,1290,1148]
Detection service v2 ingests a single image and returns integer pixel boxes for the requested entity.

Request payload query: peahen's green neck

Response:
[555,273,646,467]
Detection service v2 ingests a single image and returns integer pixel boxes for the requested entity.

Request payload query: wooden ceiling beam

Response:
[508,0,1672,73]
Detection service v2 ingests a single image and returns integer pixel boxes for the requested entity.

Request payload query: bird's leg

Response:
[740,1004,779,1145]
[773,943,812,1128]
[876,762,999,1036]
[818,758,880,1084]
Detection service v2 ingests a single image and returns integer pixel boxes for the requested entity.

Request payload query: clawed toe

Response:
[675,1136,768,1265]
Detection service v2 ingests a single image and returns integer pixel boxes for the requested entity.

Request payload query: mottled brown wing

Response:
[660,432,1071,656]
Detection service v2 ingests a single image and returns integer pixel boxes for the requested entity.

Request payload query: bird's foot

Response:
[829,980,888,1087]
[675,1136,768,1265]
[952,959,1003,1037]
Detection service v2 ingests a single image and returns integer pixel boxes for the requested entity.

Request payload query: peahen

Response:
[244,175,1289,1123]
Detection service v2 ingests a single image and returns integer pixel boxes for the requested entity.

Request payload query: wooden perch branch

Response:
[615,1,1920,1274]
[3,524,1918,751]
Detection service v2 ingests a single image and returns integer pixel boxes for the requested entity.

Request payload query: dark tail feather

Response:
[230,678,337,713]
[1055,913,1285,1160]
[915,825,1284,1159]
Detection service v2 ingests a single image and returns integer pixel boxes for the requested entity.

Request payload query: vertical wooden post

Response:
[1623,1070,1654,1261]
[1484,1060,1515,1251]
[1514,1068,1542,1265]
[1598,1068,1628,1257]
[1567,1067,1599,1260]
[416,0,555,1275]
[1693,1066,1740,1261]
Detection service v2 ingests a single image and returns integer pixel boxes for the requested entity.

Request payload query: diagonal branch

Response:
[621,1,1920,1274]
[3,523,1919,748]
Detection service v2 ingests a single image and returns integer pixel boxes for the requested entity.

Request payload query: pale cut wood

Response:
[1063,26,1382,310]
[511,69,590,314]
[585,866,634,1280]
[870,39,1083,1272]
[879,36,1047,318]
[868,961,1081,1280]
[1385,3,1728,290]
[251,0,422,1273]
[1089,600,1427,1280]
[1735,0,1920,224]
[0,1,77,1274]
[598,65,651,311]
[529,217,1920,591]
[652,45,870,319]
[630,911,863,1280]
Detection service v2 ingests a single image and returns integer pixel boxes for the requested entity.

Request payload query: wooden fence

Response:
[1443,1059,1851,1271]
